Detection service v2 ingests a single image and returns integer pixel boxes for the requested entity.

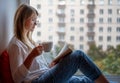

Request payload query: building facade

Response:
[30,0,120,52]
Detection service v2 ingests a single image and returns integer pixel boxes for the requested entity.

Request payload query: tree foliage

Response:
[87,44,120,75]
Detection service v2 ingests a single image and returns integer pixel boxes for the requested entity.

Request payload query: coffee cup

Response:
[41,42,53,52]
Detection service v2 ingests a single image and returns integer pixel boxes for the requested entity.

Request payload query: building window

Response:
[108,0,112,5]
[99,0,104,5]
[37,31,41,36]
[99,36,103,42]
[70,18,75,23]
[88,18,94,23]
[59,34,64,40]
[88,27,94,32]
[70,26,75,31]
[100,9,104,14]
[107,36,111,42]
[59,18,65,23]
[117,17,120,23]
[37,23,41,28]
[70,36,75,41]
[118,0,120,5]
[79,44,84,50]
[48,0,53,5]
[99,27,103,32]
[108,9,112,14]
[48,35,53,40]
[88,0,94,5]
[48,9,53,15]
[108,17,112,23]
[117,9,120,15]
[99,18,104,23]
[88,36,94,41]
[58,9,65,14]
[37,4,41,9]
[58,26,65,32]
[80,9,84,14]
[48,18,53,23]
[88,9,94,14]
[48,26,53,32]
[80,0,85,5]
[70,9,75,16]
[107,27,112,32]
[79,27,84,32]
[71,0,75,2]
[80,36,84,41]
[80,18,84,23]
[116,36,120,42]
[116,27,120,32]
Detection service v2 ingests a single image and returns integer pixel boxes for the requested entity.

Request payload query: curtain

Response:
[0,0,29,54]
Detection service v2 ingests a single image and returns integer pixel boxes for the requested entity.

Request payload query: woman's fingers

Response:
[49,61,56,68]
[36,45,43,54]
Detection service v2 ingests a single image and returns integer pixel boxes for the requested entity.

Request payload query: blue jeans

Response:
[32,50,102,83]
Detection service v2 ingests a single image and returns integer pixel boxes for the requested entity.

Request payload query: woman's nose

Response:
[34,21,39,25]
[34,22,37,25]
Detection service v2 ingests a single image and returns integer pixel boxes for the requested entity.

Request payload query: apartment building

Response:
[30,0,120,52]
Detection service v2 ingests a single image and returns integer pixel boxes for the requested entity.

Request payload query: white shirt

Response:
[7,36,50,83]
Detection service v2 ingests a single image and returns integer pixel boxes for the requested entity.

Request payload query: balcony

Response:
[58,40,65,46]
[87,13,95,18]
[58,1,66,9]
[58,23,66,27]
[57,31,65,36]
[56,13,65,17]
[87,40,95,45]
[87,32,95,36]
[87,4,96,9]
[87,23,95,27]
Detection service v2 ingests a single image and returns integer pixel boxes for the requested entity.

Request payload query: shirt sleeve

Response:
[8,43,30,83]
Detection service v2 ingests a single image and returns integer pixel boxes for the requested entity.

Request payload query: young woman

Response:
[7,3,109,83]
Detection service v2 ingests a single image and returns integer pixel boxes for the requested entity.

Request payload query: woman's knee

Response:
[72,50,86,58]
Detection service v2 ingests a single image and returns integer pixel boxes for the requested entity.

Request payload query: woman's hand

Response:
[49,59,59,68]
[49,61,56,68]
[30,45,44,58]
[24,45,43,69]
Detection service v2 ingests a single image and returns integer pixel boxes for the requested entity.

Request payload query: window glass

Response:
[100,9,104,14]
[30,0,120,76]
[108,0,112,5]
[99,0,104,5]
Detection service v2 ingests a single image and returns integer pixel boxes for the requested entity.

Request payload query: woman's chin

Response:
[31,29,34,31]
[31,28,35,31]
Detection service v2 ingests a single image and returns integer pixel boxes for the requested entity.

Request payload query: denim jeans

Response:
[32,50,102,83]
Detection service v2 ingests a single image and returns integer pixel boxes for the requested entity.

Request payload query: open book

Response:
[53,43,73,63]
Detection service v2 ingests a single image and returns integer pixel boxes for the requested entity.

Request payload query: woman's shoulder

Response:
[8,36,26,48]
[7,36,29,53]
[9,36,21,46]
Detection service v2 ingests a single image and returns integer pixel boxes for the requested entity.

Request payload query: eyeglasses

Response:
[27,16,39,25]
[34,20,39,25]
[31,18,39,25]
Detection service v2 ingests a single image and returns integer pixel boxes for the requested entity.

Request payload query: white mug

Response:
[41,42,53,52]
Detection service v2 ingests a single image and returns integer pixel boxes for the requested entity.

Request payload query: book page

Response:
[53,43,73,63]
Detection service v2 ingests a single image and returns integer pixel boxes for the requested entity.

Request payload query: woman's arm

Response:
[23,45,43,69]
[8,44,43,82]
[8,44,28,82]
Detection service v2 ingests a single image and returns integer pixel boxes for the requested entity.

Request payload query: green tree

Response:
[102,45,120,75]
[87,44,120,75]
[87,44,106,61]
